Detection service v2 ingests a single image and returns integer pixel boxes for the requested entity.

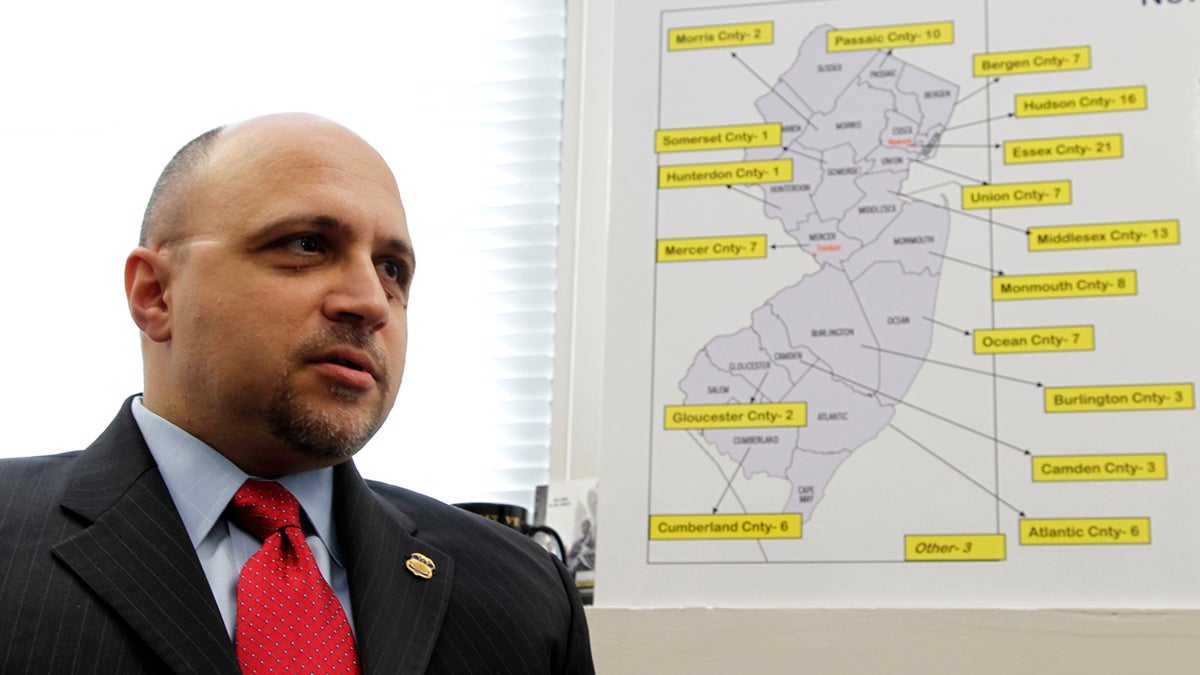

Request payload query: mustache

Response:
[298,325,390,385]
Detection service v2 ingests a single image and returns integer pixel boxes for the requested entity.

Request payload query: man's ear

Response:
[125,247,172,343]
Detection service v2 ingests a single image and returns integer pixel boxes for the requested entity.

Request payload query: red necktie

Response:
[227,480,361,674]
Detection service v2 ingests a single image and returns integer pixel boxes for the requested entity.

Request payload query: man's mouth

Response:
[330,357,366,372]
[309,347,382,389]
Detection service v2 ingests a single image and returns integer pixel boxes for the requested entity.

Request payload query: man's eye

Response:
[379,260,405,282]
[294,235,323,253]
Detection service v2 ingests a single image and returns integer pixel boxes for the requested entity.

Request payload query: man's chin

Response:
[266,387,385,464]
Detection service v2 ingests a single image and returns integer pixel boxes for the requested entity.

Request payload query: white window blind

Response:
[0,0,566,513]
[363,2,568,511]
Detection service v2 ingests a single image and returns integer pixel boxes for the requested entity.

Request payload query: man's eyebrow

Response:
[252,215,415,266]
[381,238,416,269]
[250,214,345,244]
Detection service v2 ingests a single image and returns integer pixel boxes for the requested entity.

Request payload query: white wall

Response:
[585,607,1200,674]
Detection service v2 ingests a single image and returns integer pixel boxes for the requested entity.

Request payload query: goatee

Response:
[266,325,390,461]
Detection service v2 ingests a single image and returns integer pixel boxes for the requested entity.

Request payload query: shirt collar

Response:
[131,397,344,566]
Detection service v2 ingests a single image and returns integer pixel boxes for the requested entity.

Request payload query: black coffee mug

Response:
[454,502,566,560]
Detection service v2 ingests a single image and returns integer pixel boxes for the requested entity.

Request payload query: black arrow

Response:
[890,423,1027,517]
[902,180,967,197]
[956,77,1001,105]
[776,79,820,130]
[891,190,1029,235]
[726,184,780,208]
[912,159,989,185]
[713,446,753,513]
[862,344,1043,387]
[927,143,1002,149]
[929,250,1004,276]
[781,144,825,165]
[770,241,805,250]
[792,355,1032,455]
[943,112,1014,133]
[749,372,769,403]
[732,52,817,128]
[922,315,970,336]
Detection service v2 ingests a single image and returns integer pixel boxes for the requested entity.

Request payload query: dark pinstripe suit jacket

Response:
[0,401,593,674]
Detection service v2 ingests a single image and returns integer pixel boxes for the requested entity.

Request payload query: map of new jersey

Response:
[605,0,1200,611]
[678,26,959,521]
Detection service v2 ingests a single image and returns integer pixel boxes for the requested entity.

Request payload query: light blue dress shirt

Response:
[131,398,355,640]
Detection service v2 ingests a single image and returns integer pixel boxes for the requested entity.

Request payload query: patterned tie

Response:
[226,480,361,674]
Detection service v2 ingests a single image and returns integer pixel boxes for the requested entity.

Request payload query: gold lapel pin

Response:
[406,552,436,579]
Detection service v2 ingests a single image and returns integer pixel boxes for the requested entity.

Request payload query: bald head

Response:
[140,124,225,247]
[139,114,399,250]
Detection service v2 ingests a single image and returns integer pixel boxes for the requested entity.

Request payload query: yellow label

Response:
[1029,220,1180,251]
[659,160,792,189]
[1020,518,1150,545]
[1004,134,1122,165]
[905,534,1005,561]
[656,123,783,153]
[962,181,1071,210]
[1015,86,1147,118]
[974,325,1094,354]
[974,46,1090,77]
[668,22,773,51]
[657,235,767,262]
[993,270,1135,301]
[1033,454,1167,482]
[1045,383,1194,413]
[664,403,807,430]
[650,513,801,540]
[828,22,953,52]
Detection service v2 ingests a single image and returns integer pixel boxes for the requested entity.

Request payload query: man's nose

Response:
[323,258,390,330]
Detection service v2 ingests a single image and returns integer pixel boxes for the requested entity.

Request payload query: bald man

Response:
[0,114,593,675]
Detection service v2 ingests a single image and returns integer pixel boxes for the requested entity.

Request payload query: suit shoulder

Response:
[362,479,521,540]
[0,450,81,488]
[0,452,82,542]
[360,479,595,673]
[363,479,557,570]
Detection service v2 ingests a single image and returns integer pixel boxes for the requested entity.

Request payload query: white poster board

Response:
[592,0,1200,608]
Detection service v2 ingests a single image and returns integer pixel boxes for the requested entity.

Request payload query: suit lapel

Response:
[51,402,239,675]
[335,461,454,675]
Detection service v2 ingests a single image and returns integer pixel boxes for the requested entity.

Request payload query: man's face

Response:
[148,117,414,476]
